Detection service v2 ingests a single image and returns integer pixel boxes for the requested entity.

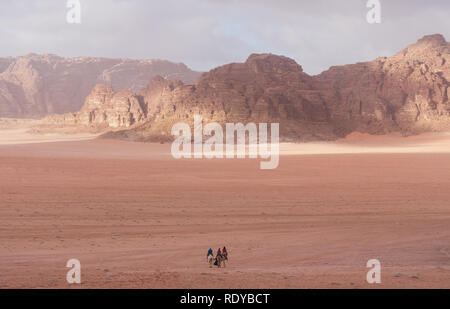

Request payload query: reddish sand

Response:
[0,137,450,289]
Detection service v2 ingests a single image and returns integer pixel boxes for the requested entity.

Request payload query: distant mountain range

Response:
[12,34,450,141]
[0,54,201,118]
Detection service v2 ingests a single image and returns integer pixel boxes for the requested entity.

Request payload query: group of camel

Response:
[207,251,228,268]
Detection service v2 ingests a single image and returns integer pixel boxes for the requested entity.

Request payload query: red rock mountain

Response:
[0,57,13,72]
[128,54,339,141]
[39,34,450,141]
[0,54,201,118]
[43,84,147,130]
[318,34,450,136]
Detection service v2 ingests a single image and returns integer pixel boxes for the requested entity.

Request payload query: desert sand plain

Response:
[0,125,450,289]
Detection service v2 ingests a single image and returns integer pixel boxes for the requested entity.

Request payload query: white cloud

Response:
[0,0,448,74]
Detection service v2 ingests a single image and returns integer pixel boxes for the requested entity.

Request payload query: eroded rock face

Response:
[121,53,338,142]
[0,58,13,73]
[0,54,201,118]
[40,34,450,141]
[43,84,146,129]
[317,34,450,136]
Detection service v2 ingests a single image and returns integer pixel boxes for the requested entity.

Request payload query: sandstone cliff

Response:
[0,58,13,73]
[104,54,339,142]
[38,34,450,142]
[0,54,201,119]
[41,84,147,132]
[318,34,450,136]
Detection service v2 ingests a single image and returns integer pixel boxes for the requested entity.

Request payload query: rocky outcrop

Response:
[0,58,13,73]
[39,34,450,141]
[42,84,147,130]
[110,54,338,142]
[0,54,201,119]
[317,34,450,136]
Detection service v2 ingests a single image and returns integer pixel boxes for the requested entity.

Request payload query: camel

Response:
[207,253,226,268]
[215,254,226,268]
[206,251,228,268]
[207,253,215,268]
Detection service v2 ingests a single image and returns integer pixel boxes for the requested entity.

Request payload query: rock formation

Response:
[318,34,450,136]
[38,34,450,141]
[105,54,339,142]
[0,58,13,73]
[0,54,201,119]
[42,84,147,131]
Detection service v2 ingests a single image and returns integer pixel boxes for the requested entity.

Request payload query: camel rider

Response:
[222,246,228,259]
[207,248,213,258]
[213,248,222,266]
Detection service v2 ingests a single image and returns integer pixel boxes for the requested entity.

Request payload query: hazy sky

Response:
[0,0,448,75]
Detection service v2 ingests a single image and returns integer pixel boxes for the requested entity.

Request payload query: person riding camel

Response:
[213,248,222,266]
[222,246,228,260]
[207,248,213,260]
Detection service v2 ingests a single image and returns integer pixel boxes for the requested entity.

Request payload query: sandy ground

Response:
[0,132,450,289]
[0,128,98,145]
